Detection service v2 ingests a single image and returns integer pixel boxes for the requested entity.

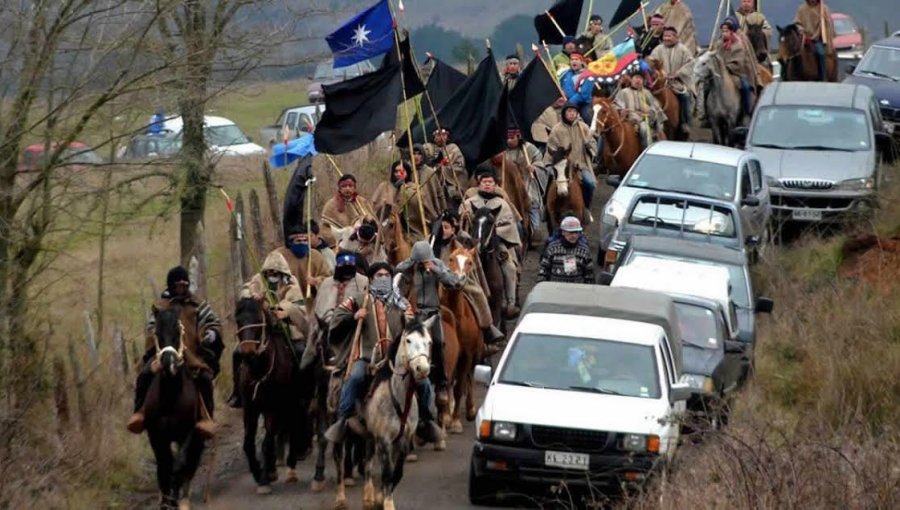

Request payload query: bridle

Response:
[154,320,186,366]
[473,213,497,253]
[594,102,627,159]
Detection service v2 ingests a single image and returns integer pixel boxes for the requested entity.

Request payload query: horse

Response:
[545,157,585,232]
[777,23,837,82]
[467,205,507,332]
[694,51,743,146]
[234,297,310,494]
[359,316,435,510]
[440,246,484,434]
[646,58,685,141]
[492,155,532,248]
[591,96,642,175]
[376,203,411,267]
[746,23,771,68]
[142,306,206,510]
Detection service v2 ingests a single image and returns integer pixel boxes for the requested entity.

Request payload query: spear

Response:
[544,10,567,39]
[584,0,594,32]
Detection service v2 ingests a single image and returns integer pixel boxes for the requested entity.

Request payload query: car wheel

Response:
[468,458,498,506]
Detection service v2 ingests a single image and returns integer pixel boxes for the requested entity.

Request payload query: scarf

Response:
[370,276,409,311]
[334,191,358,214]
[478,190,500,200]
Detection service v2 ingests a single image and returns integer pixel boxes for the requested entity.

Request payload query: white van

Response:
[161,115,266,156]
[469,283,691,503]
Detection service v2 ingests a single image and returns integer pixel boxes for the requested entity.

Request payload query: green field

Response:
[209,78,310,141]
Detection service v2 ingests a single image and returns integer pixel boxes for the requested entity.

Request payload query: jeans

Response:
[677,93,692,126]
[416,378,437,423]
[581,167,596,209]
[813,40,826,81]
[337,359,368,418]
[738,79,752,116]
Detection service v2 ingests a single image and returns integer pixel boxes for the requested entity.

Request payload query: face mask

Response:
[289,242,309,259]
[266,275,280,283]
[335,265,356,281]
[370,276,392,298]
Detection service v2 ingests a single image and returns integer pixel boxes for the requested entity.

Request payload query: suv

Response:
[307,59,376,103]
[161,115,265,156]
[258,104,325,147]
[469,283,691,502]
[735,82,895,224]
[843,33,900,141]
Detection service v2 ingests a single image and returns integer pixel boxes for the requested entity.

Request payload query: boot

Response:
[126,362,154,434]
[126,411,145,434]
[324,418,347,443]
[195,374,217,440]
[195,419,217,440]
[227,350,243,409]
[482,326,504,344]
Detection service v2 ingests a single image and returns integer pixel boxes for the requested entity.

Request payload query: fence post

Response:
[53,357,70,436]
[249,189,266,260]
[83,310,99,370]
[235,192,252,279]
[262,161,282,249]
[68,340,88,431]
[113,324,128,377]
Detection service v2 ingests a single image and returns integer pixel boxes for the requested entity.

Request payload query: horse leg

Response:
[464,362,477,422]
[343,436,357,486]
[176,434,205,510]
[333,440,347,510]
[148,432,176,509]
[363,437,378,510]
[284,407,300,483]
[242,406,264,487]
[312,374,329,492]
[380,441,396,510]
[449,366,464,434]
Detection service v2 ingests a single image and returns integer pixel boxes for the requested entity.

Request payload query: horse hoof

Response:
[284,468,298,483]
[256,485,272,495]
[383,496,396,510]
[449,421,464,434]
[343,476,357,487]
[466,409,477,422]
[178,499,191,510]
[434,439,447,451]
[405,453,418,463]
[311,479,326,493]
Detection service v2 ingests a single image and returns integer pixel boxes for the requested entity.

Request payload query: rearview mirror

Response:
[605,175,622,188]
[724,340,746,354]
[598,271,614,286]
[755,297,774,314]
[741,196,761,207]
[474,364,493,386]
[669,382,692,402]
[730,126,749,147]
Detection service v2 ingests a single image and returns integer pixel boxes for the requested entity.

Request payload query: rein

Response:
[154,321,186,366]
[596,106,627,159]
[387,341,430,443]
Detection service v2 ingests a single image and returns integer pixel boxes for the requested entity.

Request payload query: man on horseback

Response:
[503,54,520,90]
[277,224,333,297]
[127,266,222,438]
[460,166,523,320]
[543,101,597,219]
[560,53,595,124]
[400,144,445,241]
[320,174,375,247]
[654,0,698,55]
[650,26,696,138]
[339,217,388,268]
[538,216,595,284]
[505,128,547,231]
[720,16,760,121]
[633,14,666,58]
[580,15,611,61]
[614,68,667,150]
[228,251,307,409]
[424,128,467,211]
[793,0,834,82]
[372,160,412,209]
[737,0,772,42]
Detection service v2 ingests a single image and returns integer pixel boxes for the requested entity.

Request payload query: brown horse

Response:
[440,246,484,434]
[591,96,642,175]
[777,23,837,82]
[746,23,771,67]
[376,203,411,267]
[646,59,685,141]
[545,158,585,232]
[492,154,532,247]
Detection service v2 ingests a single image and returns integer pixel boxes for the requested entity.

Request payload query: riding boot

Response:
[195,373,217,440]
[428,314,449,406]
[324,418,347,443]
[227,350,243,409]
[482,326,506,356]
[126,361,155,434]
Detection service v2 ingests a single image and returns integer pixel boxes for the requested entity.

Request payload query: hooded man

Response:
[127,266,223,439]
[654,0,698,55]
[553,35,578,71]
[614,68,667,149]
[539,216,595,284]
[559,53,596,123]
[320,174,374,246]
[580,14,612,61]
[339,216,388,268]
[793,0,834,82]
[649,25,696,136]
[424,128,467,210]
[543,101,598,216]
[720,16,759,119]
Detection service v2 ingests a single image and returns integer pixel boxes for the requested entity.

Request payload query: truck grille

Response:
[530,425,611,453]
[773,196,853,210]
[779,178,834,190]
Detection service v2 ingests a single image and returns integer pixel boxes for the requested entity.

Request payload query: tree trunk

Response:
[249,189,266,260]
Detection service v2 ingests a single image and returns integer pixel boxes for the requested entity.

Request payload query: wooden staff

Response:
[544,10,567,39]
[305,177,314,298]
[344,293,371,382]
[535,43,566,97]
[541,40,558,78]
[709,0,727,48]
[819,0,828,46]
[584,0,594,32]
[586,4,648,59]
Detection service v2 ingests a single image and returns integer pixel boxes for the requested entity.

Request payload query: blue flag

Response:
[269,133,317,169]
[326,0,394,69]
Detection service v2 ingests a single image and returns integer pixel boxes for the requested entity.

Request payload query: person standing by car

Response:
[538,216,595,284]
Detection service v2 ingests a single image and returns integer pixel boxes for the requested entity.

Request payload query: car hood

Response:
[682,344,723,376]
[843,75,900,105]
[211,142,266,156]
[484,383,671,434]
[751,147,873,181]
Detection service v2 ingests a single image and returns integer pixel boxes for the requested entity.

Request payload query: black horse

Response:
[143,306,206,509]
[468,204,508,331]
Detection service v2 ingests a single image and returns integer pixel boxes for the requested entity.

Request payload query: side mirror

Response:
[598,271,614,286]
[741,196,761,207]
[669,382,692,402]
[745,235,760,247]
[605,175,622,188]
[724,340,746,354]
[730,126,749,147]
[474,364,493,386]
[845,64,856,74]
[755,297,774,314]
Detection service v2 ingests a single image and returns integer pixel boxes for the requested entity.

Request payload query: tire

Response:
[468,458,497,506]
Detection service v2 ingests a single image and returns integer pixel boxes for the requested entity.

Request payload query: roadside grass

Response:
[209,78,309,143]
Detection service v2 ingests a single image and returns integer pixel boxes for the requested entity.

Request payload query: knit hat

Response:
[562,35,576,45]
[410,241,434,263]
[721,16,739,32]
[166,266,190,291]
[560,216,583,232]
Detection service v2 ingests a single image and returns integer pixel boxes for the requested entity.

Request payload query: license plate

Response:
[544,450,590,470]
[792,209,822,221]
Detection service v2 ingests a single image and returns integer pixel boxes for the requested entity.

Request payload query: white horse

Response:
[356,316,435,510]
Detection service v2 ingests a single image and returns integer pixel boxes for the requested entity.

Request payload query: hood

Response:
[682,344,722,377]
[484,383,670,434]
[842,75,900,105]
[751,147,873,181]
[261,251,291,275]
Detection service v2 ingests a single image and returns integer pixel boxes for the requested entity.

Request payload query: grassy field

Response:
[209,78,310,143]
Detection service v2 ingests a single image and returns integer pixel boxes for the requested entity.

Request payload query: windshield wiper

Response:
[858,69,899,82]
[753,143,790,149]
[500,380,546,388]
[568,385,624,396]
[788,145,856,152]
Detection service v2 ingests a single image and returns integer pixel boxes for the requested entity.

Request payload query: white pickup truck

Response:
[469,283,691,503]
[258,104,324,148]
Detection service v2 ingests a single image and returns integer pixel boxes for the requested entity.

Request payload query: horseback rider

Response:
[553,36,578,72]
[633,14,666,58]
[560,53,596,124]
[395,241,463,411]
[654,0,698,55]
[372,160,412,210]
[614,67,667,150]
[424,128,467,211]
[309,220,337,271]
[127,266,223,438]
[503,54,520,90]
[400,144,445,241]
[505,128,547,231]
[460,166,523,320]
[228,251,307,409]
[720,16,760,121]
[531,96,565,150]
[338,217,388,268]
[277,224,333,297]
[543,101,598,220]
[793,0,834,82]
[320,174,375,248]
[737,0,773,43]
[649,25,696,138]
[539,216,595,284]
[580,15,612,61]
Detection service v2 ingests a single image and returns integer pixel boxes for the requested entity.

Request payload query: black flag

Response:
[534,0,584,45]
[381,34,426,97]
[398,49,503,167]
[510,56,562,144]
[282,155,313,243]
[609,0,642,28]
[479,83,516,164]
[314,62,402,154]
[423,57,467,112]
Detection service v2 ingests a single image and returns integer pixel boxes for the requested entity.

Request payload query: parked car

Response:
[18,141,104,173]
[307,59,376,103]
[469,283,691,502]
[733,82,895,224]
[831,13,864,57]
[843,33,900,140]
[258,104,325,147]
[612,235,774,346]
[602,142,771,258]
[161,115,266,156]
[609,258,748,424]
[118,133,181,161]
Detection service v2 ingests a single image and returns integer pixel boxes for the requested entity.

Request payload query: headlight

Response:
[836,177,875,191]
[603,200,626,226]
[492,421,518,441]
[765,175,780,188]
[621,433,660,453]
[680,374,715,393]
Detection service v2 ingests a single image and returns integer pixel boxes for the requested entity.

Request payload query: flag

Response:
[269,133,317,169]
[398,0,405,12]
[398,49,503,167]
[576,39,640,88]
[479,83,515,163]
[326,0,395,69]
[534,0,584,45]
[609,0,642,28]
[314,63,402,154]
[509,56,562,144]
[282,155,314,243]
[380,34,425,97]
[423,56,467,112]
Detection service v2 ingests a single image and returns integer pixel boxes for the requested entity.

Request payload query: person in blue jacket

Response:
[559,53,596,124]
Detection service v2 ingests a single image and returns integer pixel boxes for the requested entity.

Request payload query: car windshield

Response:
[628,251,751,308]
[750,106,870,151]
[626,154,737,201]
[628,198,737,238]
[674,303,721,349]
[206,124,250,146]
[833,18,857,36]
[855,46,900,80]
[498,333,661,399]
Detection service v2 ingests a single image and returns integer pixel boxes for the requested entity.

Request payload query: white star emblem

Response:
[352,24,371,46]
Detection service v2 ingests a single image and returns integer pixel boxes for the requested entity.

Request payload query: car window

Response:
[286,112,298,130]
[748,160,763,194]
[205,124,250,146]
[750,106,871,151]
[299,113,315,132]
[832,18,857,36]
[674,303,721,349]
[498,333,661,398]
[625,154,736,201]
[855,46,900,81]
[629,197,738,238]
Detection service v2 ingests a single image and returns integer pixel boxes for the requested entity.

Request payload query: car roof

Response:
[516,313,665,347]
[162,115,236,131]
[625,235,747,266]
[612,257,732,307]
[644,141,749,167]
[760,81,873,109]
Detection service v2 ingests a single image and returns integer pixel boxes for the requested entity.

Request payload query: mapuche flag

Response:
[534,0,584,45]
[576,39,640,88]
[326,0,395,69]
[423,56,467,112]
[380,34,426,97]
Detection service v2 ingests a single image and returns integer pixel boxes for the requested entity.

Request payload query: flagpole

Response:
[544,10,567,39]
[709,0,726,48]
[584,0,594,32]
[541,40,559,78]
[820,0,828,47]
[532,44,567,98]
[305,178,314,298]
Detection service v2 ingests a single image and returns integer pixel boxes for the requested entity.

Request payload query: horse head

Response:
[693,50,716,83]
[398,316,434,381]
[235,296,268,357]
[777,23,803,60]
[469,204,500,252]
[746,23,769,63]
[152,305,185,377]
[448,246,477,279]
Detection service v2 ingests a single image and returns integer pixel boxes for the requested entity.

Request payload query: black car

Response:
[843,33,900,147]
